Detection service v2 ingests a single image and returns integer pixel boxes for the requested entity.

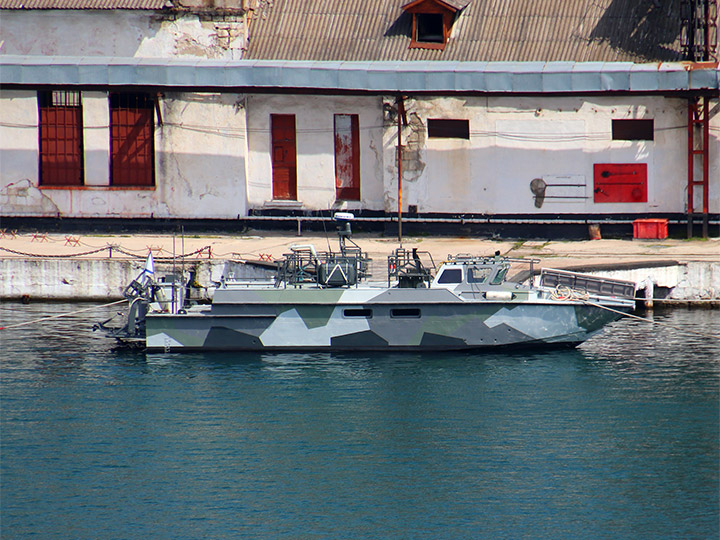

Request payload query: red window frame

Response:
[110,93,155,187]
[38,90,84,186]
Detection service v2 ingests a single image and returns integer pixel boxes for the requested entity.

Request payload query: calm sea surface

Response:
[1,303,718,539]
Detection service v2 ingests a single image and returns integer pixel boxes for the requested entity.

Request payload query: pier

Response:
[1,232,718,307]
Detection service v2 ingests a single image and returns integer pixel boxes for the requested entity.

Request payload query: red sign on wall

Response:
[593,163,647,203]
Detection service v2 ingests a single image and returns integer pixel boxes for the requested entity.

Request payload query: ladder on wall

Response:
[687,97,711,238]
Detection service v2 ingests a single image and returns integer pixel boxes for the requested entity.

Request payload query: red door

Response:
[271,114,297,200]
[334,114,360,200]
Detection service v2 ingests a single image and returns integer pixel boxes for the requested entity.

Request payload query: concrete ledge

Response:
[0,257,277,301]
[2,257,719,304]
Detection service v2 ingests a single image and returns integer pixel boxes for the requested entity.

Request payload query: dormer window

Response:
[402,0,467,50]
[416,13,444,43]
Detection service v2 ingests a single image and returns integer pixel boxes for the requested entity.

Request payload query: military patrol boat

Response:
[101,214,636,352]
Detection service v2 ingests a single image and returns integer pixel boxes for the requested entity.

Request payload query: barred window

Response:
[38,90,84,186]
[110,93,155,186]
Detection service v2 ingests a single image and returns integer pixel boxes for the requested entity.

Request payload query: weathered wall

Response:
[0,91,248,218]
[245,94,385,211]
[0,10,247,59]
[0,258,141,300]
[1,87,716,219]
[385,95,719,215]
[2,258,718,301]
[0,258,272,300]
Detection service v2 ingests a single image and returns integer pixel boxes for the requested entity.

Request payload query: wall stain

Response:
[0,179,61,215]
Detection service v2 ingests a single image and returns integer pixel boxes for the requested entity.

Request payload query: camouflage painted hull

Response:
[145,286,630,352]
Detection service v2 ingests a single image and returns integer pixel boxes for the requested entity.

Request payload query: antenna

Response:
[172,233,176,314]
[181,225,185,310]
[321,209,332,253]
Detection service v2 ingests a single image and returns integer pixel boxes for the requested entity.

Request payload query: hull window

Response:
[344,308,373,318]
[390,308,421,318]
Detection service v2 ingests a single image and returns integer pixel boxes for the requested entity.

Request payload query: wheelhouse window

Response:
[38,90,84,186]
[468,267,492,283]
[437,268,462,284]
[110,92,155,187]
[490,267,509,285]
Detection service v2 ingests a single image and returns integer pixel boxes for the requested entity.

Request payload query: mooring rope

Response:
[550,285,589,302]
[0,299,127,330]
[551,285,720,340]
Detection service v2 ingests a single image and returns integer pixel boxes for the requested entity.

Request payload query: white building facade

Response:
[1,1,718,234]
[1,1,251,220]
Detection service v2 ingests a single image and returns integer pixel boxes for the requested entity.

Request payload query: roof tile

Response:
[245,0,685,62]
[0,0,167,8]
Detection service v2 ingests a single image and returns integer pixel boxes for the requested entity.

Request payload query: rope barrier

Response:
[0,246,110,258]
[0,299,127,330]
[113,246,212,260]
[0,245,213,260]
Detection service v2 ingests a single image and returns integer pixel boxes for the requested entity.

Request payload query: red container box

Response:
[633,218,668,239]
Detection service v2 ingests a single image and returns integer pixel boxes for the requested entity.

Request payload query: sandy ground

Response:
[1,228,718,270]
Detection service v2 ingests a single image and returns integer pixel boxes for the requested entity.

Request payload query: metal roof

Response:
[246,0,687,63]
[402,0,471,10]
[1,56,717,93]
[0,0,167,8]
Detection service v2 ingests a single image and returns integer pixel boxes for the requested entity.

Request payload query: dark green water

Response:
[1,304,718,539]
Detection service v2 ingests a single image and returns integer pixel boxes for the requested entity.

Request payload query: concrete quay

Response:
[1,230,719,305]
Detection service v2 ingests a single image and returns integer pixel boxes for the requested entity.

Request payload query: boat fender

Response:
[154,286,170,313]
[484,291,514,301]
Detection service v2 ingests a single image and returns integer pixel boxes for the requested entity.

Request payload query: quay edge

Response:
[1,257,718,307]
